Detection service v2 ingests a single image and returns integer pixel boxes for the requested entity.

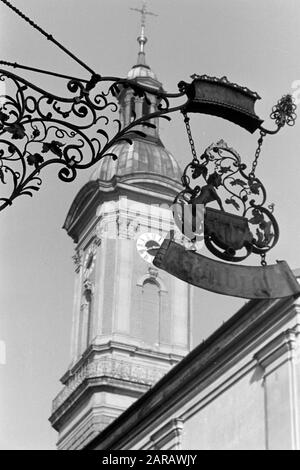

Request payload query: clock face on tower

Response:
[136,233,164,264]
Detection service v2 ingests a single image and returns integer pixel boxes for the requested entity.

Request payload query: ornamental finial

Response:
[130,1,158,59]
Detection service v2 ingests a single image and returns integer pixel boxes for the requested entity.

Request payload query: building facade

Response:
[86,281,300,451]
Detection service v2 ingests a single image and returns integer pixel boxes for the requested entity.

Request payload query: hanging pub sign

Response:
[158,76,299,299]
[0,58,298,297]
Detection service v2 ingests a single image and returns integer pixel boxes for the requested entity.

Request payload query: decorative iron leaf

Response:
[249,180,261,195]
[32,128,40,138]
[225,197,240,210]
[220,165,231,174]
[5,123,26,140]
[230,178,247,187]
[27,153,44,169]
[248,210,264,225]
[42,140,64,157]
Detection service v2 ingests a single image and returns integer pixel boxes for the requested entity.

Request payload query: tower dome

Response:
[90,138,182,183]
[90,17,182,190]
[127,63,157,80]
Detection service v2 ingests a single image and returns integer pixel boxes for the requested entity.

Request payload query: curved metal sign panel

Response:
[153,238,300,299]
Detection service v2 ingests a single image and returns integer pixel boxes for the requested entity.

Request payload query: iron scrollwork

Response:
[0,69,296,220]
[0,69,184,212]
[173,140,280,263]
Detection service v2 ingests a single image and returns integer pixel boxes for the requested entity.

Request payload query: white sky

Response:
[0,0,299,450]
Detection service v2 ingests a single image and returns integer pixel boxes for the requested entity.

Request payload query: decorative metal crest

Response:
[174,140,281,263]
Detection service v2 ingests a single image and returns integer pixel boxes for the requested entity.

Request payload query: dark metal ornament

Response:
[173,111,285,264]
[0,69,182,212]
[0,71,296,215]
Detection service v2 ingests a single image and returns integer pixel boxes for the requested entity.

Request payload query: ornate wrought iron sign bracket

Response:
[0,66,298,296]
[0,67,298,297]
[0,68,188,212]
[172,76,296,269]
[0,0,297,299]
[0,70,296,214]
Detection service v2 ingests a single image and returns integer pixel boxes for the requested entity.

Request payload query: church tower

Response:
[49,13,192,450]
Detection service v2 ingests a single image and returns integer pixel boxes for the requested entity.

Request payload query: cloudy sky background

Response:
[0,0,299,449]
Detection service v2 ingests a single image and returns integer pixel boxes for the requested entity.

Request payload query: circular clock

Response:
[136,233,164,264]
[83,245,97,278]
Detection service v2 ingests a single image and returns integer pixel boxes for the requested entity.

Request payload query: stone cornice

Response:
[53,338,185,429]
[60,340,185,384]
[50,356,169,427]
[63,177,181,242]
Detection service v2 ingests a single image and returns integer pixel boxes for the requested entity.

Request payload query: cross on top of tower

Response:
[130,1,158,29]
[130,1,158,54]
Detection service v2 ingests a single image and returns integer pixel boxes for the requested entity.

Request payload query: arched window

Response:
[140,279,160,346]
[78,283,93,355]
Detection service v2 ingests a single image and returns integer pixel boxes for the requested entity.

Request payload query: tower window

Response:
[140,279,160,346]
[78,285,93,355]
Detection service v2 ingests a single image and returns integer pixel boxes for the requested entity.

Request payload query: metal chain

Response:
[249,130,266,178]
[260,252,267,266]
[0,0,96,76]
[182,111,199,162]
